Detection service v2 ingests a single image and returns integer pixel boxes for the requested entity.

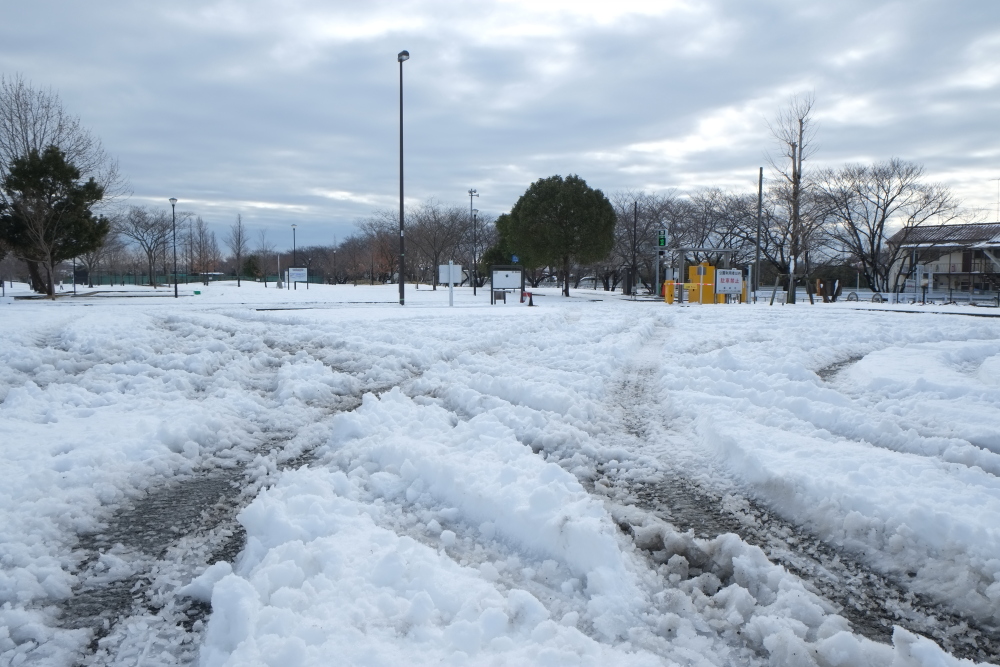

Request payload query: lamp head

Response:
[398,50,409,62]
[169,198,177,206]
[472,209,478,215]
[292,224,297,229]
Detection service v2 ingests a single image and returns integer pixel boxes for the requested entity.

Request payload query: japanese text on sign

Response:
[715,269,743,294]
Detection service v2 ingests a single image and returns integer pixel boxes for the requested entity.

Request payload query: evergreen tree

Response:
[0,145,109,296]
[501,174,615,296]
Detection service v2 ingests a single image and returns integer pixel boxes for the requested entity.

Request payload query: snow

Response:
[656,309,1000,627]
[0,280,998,666]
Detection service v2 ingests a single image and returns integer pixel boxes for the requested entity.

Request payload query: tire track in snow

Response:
[812,354,1000,479]
[17,309,490,665]
[600,327,1000,664]
[55,336,423,667]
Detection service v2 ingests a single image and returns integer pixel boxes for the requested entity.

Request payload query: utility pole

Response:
[468,188,479,295]
[788,138,799,304]
[755,167,763,301]
[631,200,638,296]
[169,198,178,298]
[398,49,409,305]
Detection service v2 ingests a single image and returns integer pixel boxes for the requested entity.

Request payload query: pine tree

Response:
[0,145,109,296]
[502,174,615,296]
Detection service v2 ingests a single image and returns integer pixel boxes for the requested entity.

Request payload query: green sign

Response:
[657,229,667,247]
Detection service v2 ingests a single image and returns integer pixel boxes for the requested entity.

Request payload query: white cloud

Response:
[5,0,1000,233]
[309,189,388,206]
[950,31,1000,90]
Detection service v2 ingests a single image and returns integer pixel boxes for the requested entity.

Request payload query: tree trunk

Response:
[562,257,570,297]
[147,253,156,287]
[47,261,56,298]
[26,261,46,295]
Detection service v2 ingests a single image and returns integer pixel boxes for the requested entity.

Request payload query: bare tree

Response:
[335,234,370,286]
[408,201,466,289]
[0,74,125,206]
[78,229,123,287]
[472,213,497,288]
[607,191,668,292]
[357,210,399,284]
[818,158,961,292]
[103,234,130,286]
[255,229,275,286]
[117,206,171,286]
[225,214,249,286]
[767,93,821,303]
[191,217,221,282]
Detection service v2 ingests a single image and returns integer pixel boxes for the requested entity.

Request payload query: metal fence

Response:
[843,289,1000,307]
[749,288,1000,307]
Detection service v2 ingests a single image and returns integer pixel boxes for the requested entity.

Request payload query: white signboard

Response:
[438,264,462,284]
[492,269,523,290]
[715,269,743,294]
[288,267,307,283]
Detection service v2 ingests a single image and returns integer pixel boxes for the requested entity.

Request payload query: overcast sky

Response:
[3,0,999,247]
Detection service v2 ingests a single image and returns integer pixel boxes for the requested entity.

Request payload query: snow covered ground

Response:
[1,281,999,666]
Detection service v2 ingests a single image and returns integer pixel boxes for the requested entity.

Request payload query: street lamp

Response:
[473,209,480,294]
[468,188,479,295]
[292,223,298,266]
[398,49,409,305]
[169,198,178,298]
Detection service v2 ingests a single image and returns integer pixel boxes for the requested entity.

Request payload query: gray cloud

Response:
[2,0,998,246]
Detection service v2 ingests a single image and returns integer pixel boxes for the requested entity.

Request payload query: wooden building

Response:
[891,222,1000,293]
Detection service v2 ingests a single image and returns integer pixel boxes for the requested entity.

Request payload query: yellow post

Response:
[664,281,675,304]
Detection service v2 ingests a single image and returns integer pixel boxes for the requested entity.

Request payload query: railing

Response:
[843,289,1000,307]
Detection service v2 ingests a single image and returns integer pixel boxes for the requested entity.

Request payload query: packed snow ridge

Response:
[1,282,998,666]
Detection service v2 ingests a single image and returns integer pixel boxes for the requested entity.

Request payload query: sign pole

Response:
[656,229,666,302]
[449,260,454,307]
[655,253,660,300]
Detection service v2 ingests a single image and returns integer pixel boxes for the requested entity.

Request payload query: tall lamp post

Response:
[754,167,763,301]
[472,208,480,294]
[169,198,178,298]
[398,49,409,306]
[468,188,479,295]
[292,223,298,266]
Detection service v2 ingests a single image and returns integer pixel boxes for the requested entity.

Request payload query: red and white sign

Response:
[715,269,743,294]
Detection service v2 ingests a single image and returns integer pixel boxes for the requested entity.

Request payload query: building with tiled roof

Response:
[890,222,1000,293]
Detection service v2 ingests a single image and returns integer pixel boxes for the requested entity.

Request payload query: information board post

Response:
[438,263,462,307]
[288,267,307,290]
[489,265,524,305]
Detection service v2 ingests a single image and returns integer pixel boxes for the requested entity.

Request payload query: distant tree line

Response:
[0,79,967,298]
[478,95,964,298]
